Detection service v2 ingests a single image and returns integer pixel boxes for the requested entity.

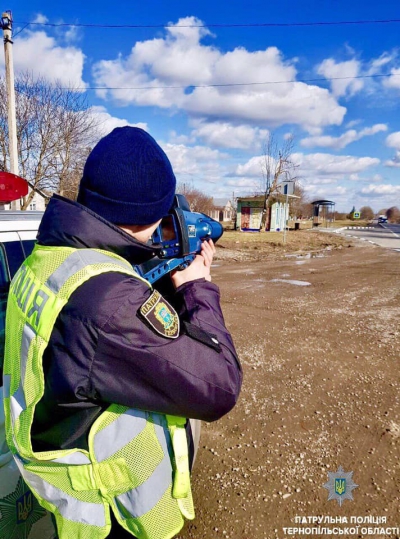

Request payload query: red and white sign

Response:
[0,172,29,202]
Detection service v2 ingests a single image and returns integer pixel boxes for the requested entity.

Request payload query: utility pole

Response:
[1,10,19,209]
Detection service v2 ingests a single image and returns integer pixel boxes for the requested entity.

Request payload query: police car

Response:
[0,211,57,539]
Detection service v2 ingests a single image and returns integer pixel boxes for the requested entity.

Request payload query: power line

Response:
[12,23,30,38]
[63,72,400,92]
[15,18,400,30]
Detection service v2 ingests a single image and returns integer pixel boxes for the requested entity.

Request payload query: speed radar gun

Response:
[135,194,223,284]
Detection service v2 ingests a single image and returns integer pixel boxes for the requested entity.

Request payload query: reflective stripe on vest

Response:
[13,454,106,527]
[3,245,194,539]
[115,414,173,519]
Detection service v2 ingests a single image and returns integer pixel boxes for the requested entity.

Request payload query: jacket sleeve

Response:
[90,276,242,422]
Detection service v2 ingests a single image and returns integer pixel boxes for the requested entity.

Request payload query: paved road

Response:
[384,222,400,235]
[339,223,400,250]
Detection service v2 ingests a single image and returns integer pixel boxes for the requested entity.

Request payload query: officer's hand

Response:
[200,238,216,271]
[171,240,216,288]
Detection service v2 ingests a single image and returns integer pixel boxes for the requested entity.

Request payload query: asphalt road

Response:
[339,223,400,250]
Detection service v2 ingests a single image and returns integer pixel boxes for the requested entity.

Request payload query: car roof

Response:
[0,211,43,233]
[0,211,44,221]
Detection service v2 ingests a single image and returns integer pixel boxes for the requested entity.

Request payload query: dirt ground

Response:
[178,235,400,539]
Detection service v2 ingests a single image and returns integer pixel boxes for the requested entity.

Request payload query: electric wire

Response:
[60,72,400,92]
[10,17,400,92]
[15,18,400,29]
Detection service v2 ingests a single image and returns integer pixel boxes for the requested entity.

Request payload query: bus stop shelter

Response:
[312,199,336,227]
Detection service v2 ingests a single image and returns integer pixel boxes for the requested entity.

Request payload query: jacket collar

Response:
[37,195,161,265]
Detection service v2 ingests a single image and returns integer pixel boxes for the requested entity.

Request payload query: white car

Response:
[0,211,57,539]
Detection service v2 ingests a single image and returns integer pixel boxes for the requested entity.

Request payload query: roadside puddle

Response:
[270,278,311,287]
[285,252,327,261]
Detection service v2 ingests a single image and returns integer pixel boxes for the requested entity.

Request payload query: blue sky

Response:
[2,0,400,211]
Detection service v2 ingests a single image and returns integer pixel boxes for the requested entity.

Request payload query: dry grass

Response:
[332,219,370,227]
[216,229,352,257]
[224,219,370,233]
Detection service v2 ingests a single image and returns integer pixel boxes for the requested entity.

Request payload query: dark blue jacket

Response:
[31,195,242,453]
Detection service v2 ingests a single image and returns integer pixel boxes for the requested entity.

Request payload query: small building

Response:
[236,195,289,231]
[26,191,47,211]
[269,201,289,231]
[7,189,48,211]
[209,198,234,222]
[236,196,264,231]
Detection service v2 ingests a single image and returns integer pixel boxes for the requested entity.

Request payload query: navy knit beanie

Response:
[77,127,176,225]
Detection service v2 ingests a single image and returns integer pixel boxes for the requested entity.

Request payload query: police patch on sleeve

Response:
[140,290,180,339]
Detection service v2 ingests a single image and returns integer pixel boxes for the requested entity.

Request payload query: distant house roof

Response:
[237,195,264,202]
[212,198,232,207]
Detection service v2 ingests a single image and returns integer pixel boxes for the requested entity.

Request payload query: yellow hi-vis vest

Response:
[3,245,194,539]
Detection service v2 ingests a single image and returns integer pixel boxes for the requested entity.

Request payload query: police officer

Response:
[3,127,242,539]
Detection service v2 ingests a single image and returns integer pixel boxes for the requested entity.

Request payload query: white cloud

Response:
[291,152,380,176]
[367,52,394,74]
[92,17,346,132]
[190,120,268,150]
[32,14,48,24]
[90,106,147,137]
[345,119,361,129]
[385,132,400,167]
[384,152,400,168]
[169,131,195,145]
[360,184,400,195]
[386,132,400,149]
[383,67,400,90]
[0,30,86,86]
[303,178,338,186]
[370,174,384,182]
[233,151,380,181]
[317,58,363,97]
[349,173,383,182]
[59,24,83,45]
[225,178,260,189]
[234,155,265,177]
[161,142,229,184]
[306,185,348,197]
[300,124,388,149]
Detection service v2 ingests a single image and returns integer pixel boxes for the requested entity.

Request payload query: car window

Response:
[20,239,36,259]
[3,241,25,279]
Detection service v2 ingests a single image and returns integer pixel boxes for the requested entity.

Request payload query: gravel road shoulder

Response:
[178,242,400,539]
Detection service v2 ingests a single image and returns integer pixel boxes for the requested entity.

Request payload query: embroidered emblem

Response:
[140,290,180,338]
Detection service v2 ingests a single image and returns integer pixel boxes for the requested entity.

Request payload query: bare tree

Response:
[289,183,309,219]
[386,206,400,223]
[258,133,299,230]
[0,72,99,208]
[176,182,213,214]
[360,206,374,220]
